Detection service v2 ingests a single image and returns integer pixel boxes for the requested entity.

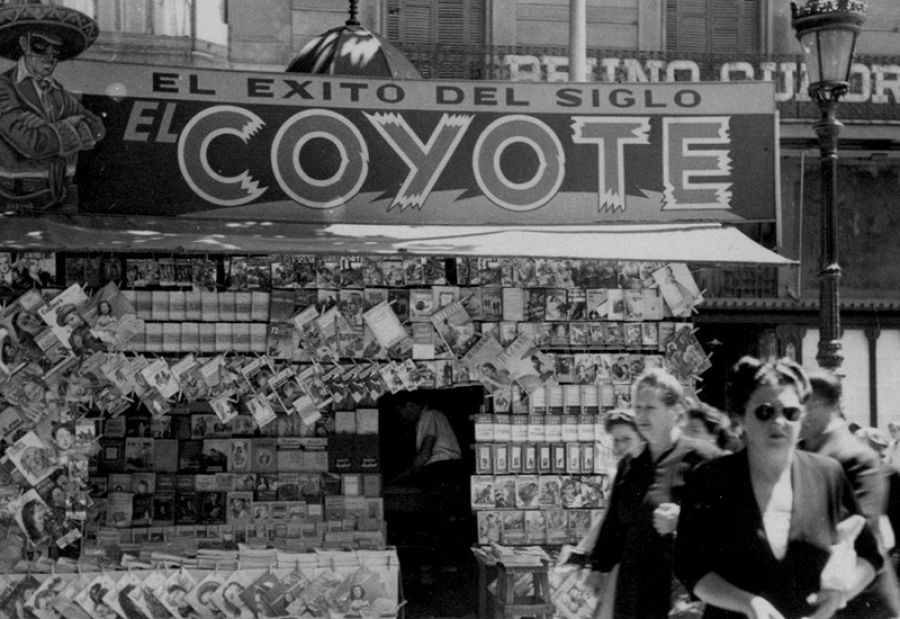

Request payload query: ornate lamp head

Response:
[791,0,867,103]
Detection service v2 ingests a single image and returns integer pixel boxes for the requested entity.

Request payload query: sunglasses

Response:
[753,403,802,422]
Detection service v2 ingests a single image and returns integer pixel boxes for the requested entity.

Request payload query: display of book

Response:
[0,250,706,568]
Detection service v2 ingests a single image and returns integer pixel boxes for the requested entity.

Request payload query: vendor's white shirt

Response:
[416,408,461,465]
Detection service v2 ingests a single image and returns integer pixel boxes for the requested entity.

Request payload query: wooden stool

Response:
[489,561,555,619]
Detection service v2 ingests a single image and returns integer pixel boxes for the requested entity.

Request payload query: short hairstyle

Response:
[604,409,637,433]
[725,356,810,416]
[634,367,683,407]
[808,369,842,407]
[685,400,726,435]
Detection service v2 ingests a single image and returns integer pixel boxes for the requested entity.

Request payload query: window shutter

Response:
[667,0,759,54]
[437,0,463,43]
[465,0,484,45]
[387,0,401,40]
[403,0,435,44]
[739,0,760,54]
[667,0,709,53]
[387,0,484,46]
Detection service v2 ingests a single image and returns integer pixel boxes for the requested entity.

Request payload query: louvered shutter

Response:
[465,0,484,45]
[667,0,759,54]
[739,0,760,54]
[666,0,709,54]
[387,0,401,40]
[387,0,484,46]
[437,0,463,43]
[403,0,435,44]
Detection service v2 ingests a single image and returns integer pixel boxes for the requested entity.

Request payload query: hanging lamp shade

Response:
[286,0,421,79]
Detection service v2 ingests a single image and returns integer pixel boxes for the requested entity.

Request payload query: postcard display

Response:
[0,250,708,611]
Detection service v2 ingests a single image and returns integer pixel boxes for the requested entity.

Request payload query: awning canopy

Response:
[0,215,794,265]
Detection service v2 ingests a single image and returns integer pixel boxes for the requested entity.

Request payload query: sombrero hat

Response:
[0,0,98,61]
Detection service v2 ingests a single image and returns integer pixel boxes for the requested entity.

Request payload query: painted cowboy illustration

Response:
[0,0,104,212]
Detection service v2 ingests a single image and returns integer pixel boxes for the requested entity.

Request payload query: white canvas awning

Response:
[0,215,793,265]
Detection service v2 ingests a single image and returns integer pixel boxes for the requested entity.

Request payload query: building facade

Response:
[61,0,900,428]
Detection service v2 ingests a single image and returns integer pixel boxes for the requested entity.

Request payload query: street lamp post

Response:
[790,0,866,371]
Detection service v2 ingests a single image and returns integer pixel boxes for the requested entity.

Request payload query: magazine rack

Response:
[490,561,554,619]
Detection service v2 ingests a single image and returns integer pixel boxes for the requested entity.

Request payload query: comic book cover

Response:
[402,257,426,286]
[190,257,219,292]
[408,289,434,323]
[461,336,512,394]
[410,323,435,360]
[497,332,555,394]
[643,288,664,320]
[653,263,703,317]
[287,255,318,288]
[524,289,546,322]
[524,510,547,544]
[385,288,408,323]
[474,257,503,286]
[340,255,365,289]
[431,300,477,357]
[7,430,57,486]
[313,256,341,289]
[477,511,501,545]
[624,289,645,322]
[500,510,526,545]
[623,323,643,349]
[446,256,467,286]
[362,288,388,313]
[544,288,568,322]
[470,475,495,510]
[378,257,405,287]
[362,302,409,351]
[338,289,364,328]
[607,289,625,320]
[141,358,180,399]
[424,256,448,285]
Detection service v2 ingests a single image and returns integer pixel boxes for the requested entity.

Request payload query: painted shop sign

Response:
[39,60,776,224]
[500,55,900,105]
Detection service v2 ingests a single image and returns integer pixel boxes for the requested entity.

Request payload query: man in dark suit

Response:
[0,2,104,212]
[800,369,900,618]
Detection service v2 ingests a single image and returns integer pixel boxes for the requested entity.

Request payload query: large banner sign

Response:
[38,60,776,225]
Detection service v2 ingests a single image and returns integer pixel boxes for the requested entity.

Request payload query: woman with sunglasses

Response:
[675,356,882,619]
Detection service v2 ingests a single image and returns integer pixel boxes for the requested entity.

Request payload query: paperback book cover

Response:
[461,336,513,394]
[431,300,477,357]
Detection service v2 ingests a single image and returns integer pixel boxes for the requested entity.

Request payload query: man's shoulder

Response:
[821,427,881,466]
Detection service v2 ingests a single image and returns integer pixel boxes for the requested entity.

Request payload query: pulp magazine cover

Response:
[497,332,555,394]
[430,300,477,357]
[461,336,513,394]
[653,263,703,317]
[362,301,409,351]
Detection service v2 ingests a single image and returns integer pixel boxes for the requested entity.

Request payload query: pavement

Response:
[398,548,479,619]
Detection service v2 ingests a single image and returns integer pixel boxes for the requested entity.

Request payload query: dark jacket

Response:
[590,435,723,619]
[805,424,900,619]
[675,449,884,619]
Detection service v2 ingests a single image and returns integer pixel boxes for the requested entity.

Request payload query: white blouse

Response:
[761,469,793,560]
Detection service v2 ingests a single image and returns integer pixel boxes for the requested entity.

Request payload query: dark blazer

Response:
[675,449,883,619]
[590,436,723,619]
[808,425,900,618]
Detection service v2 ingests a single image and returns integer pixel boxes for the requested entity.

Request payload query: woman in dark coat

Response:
[675,357,882,619]
[588,367,723,618]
